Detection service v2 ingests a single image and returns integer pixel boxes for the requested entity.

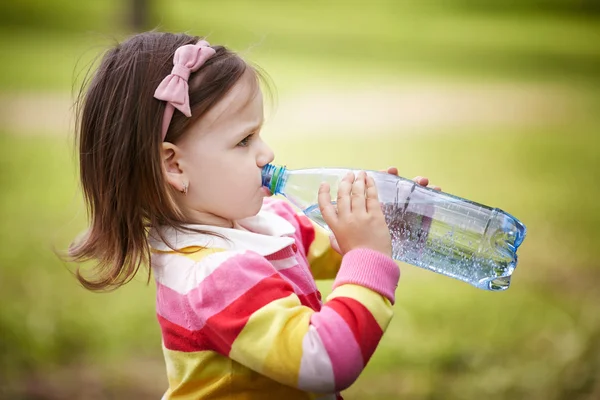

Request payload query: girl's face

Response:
[163,70,274,227]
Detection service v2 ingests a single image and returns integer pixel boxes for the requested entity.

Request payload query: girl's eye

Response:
[237,133,254,147]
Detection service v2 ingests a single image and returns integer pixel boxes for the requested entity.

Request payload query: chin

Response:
[249,204,263,218]
[233,204,262,221]
[249,198,265,216]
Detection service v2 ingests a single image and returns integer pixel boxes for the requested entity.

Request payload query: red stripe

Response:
[158,274,297,355]
[157,314,212,352]
[294,214,315,255]
[326,297,383,364]
[297,292,322,311]
[204,273,294,356]
[265,247,296,261]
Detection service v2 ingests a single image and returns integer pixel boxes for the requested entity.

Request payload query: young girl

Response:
[70,31,439,400]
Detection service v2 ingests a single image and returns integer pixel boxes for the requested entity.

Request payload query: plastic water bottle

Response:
[261,164,526,291]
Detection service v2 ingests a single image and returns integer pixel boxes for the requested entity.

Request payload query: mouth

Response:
[261,186,272,196]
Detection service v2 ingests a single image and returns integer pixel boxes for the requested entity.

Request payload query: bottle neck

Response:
[261,164,288,195]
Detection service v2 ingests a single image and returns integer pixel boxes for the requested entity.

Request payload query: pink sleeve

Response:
[333,249,400,304]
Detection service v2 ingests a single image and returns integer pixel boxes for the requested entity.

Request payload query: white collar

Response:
[148,209,296,256]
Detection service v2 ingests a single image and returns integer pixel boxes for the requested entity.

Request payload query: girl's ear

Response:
[161,142,188,193]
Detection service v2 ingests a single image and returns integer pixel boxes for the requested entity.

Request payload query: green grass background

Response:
[0,1,599,399]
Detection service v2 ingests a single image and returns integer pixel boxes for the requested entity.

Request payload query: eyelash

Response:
[237,133,255,147]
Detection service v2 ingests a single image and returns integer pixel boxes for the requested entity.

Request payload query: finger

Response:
[351,171,367,213]
[329,235,342,254]
[379,167,399,175]
[365,175,382,214]
[432,185,442,191]
[318,182,338,227]
[412,176,429,187]
[337,172,354,217]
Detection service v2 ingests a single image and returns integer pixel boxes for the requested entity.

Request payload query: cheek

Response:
[201,171,257,205]
[215,189,263,220]
[187,154,262,214]
[221,174,263,215]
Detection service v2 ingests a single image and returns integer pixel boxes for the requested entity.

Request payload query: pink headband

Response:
[153,40,216,140]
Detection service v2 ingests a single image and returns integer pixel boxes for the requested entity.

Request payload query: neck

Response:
[181,208,234,228]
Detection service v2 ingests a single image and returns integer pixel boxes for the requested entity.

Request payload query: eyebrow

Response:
[239,120,263,136]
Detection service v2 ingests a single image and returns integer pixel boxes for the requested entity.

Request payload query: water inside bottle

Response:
[303,202,525,291]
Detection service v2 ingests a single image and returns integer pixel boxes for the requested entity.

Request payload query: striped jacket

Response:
[149,198,400,399]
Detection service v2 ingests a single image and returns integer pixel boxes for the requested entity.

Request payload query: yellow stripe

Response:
[307,223,342,280]
[326,284,394,331]
[162,347,231,400]
[151,246,226,262]
[162,346,314,399]
[229,293,313,388]
[178,246,226,262]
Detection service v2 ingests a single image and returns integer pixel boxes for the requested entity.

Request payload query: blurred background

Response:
[1,1,599,399]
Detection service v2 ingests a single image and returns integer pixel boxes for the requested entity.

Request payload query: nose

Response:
[257,140,274,168]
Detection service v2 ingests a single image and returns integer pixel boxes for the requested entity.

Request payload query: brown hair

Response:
[69,31,262,291]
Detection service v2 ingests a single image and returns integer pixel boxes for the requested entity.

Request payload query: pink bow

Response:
[154,40,216,140]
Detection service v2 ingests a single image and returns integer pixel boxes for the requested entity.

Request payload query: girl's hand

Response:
[319,171,392,257]
[327,167,442,254]
[383,166,442,191]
